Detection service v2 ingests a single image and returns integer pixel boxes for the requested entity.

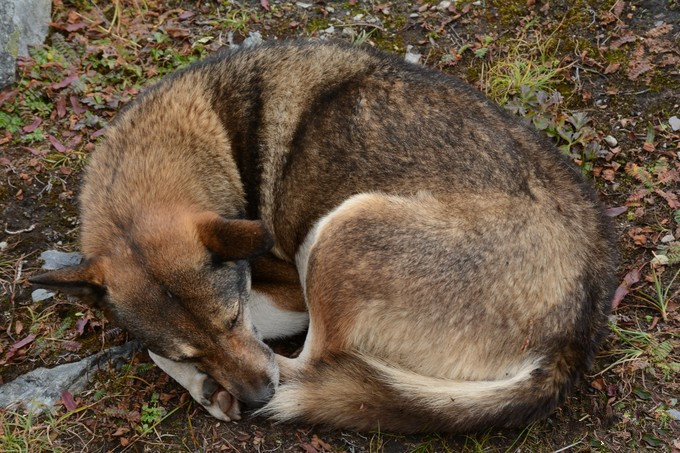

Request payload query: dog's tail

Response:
[259,351,574,433]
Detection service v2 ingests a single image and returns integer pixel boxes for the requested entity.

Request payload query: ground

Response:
[0,0,679,451]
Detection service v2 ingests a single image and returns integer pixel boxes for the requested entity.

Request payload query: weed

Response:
[138,393,165,436]
[351,28,376,47]
[0,111,23,134]
[634,266,680,322]
[0,410,63,453]
[483,31,568,104]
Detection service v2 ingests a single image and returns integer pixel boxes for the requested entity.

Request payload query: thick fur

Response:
[30,41,616,432]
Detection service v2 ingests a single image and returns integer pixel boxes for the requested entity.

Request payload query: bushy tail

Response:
[259,352,572,433]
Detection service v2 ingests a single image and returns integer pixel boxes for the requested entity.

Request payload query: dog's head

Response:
[29,211,277,407]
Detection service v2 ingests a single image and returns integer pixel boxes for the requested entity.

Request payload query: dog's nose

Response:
[241,383,275,409]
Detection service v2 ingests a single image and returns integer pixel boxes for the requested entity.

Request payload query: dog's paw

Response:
[147,350,241,422]
[198,375,241,421]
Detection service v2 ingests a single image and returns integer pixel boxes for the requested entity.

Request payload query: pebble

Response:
[668,409,680,421]
[296,2,312,9]
[0,241,7,251]
[437,1,452,10]
[660,233,674,243]
[604,135,618,147]
[669,116,680,131]
[242,31,263,48]
[31,288,55,302]
[404,46,421,64]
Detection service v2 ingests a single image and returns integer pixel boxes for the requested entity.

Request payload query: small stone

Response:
[405,52,421,64]
[352,13,364,21]
[322,25,335,34]
[604,135,618,147]
[669,116,680,131]
[660,233,674,243]
[31,288,55,302]
[668,409,680,421]
[0,241,7,251]
[409,13,419,18]
[296,2,312,9]
[39,250,82,270]
[242,31,262,48]
[437,1,452,10]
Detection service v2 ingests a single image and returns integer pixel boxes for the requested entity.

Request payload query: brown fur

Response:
[30,41,616,432]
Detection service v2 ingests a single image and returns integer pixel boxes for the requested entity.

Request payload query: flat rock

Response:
[0,0,52,88]
[39,250,82,270]
[0,342,140,413]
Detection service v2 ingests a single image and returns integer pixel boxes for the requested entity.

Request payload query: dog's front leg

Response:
[148,350,241,421]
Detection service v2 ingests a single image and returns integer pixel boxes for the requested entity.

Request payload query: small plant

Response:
[138,393,165,436]
[504,86,601,173]
[634,266,680,322]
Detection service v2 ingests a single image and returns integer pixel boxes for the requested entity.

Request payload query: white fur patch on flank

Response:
[250,290,309,340]
[294,193,377,364]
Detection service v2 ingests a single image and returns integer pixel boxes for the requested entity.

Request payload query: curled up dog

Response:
[30,41,617,433]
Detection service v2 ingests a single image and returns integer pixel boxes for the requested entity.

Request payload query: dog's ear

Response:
[28,258,108,298]
[195,213,274,261]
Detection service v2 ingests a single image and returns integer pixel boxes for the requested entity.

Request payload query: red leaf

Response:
[52,73,78,90]
[24,146,47,156]
[0,90,19,106]
[611,268,641,310]
[3,334,37,362]
[61,340,81,352]
[91,128,106,138]
[56,95,67,118]
[178,10,195,20]
[70,96,86,115]
[75,317,89,336]
[64,21,87,32]
[11,334,36,351]
[260,0,270,10]
[61,390,78,411]
[48,135,67,152]
[22,118,42,133]
[604,62,621,74]
[604,206,627,217]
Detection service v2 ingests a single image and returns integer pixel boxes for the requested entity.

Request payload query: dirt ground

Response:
[1,0,679,451]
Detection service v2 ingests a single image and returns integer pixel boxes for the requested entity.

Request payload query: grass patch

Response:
[482,26,569,105]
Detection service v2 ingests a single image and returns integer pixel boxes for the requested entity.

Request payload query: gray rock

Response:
[31,288,55,302]
[0,342,140,413]
[39,250,82,270]
[0,0,52,88]
[405,46,422,65]
[668,409,680,421]
[604,135,618,147]
[669,116,680,132]
[242,31,263,48]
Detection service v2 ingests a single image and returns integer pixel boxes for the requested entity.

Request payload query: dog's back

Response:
[72,41,616,432]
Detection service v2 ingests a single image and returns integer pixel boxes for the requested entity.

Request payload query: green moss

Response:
[305,17,331,33]
[489,0,528,25]
[387,14,407,30]
[371,30,405,53]
[604,48,629,65]
[648,71,680,94]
